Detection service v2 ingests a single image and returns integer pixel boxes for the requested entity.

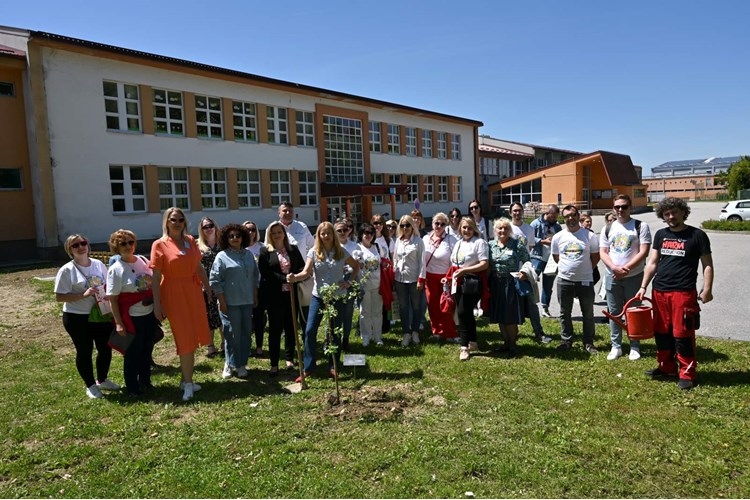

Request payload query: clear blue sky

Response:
[5,0,749,173]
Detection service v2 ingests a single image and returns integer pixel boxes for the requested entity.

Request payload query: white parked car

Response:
[719,199,750,221]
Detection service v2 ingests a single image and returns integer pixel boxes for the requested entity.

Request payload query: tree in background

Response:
[716,156,750,198]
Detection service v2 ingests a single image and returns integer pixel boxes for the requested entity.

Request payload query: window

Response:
[267,106,288,144]
[269,170,291,206]
[371,173,384,204]
[406,175,419,203]
[0,82,14,97]
[405,127,417,156]
[0,168,22,190]
[423,176,434,202]
[298,171,318,206]
[158,167,189,210]
[369,121,381,153]
[232,101,257,142]
[387,124,400,154]
[153,88,184,136]
[237,169,261,208]
[451,134,461,160]
[109,165,145,213]
[634,188,646,198]
[437,132,447,159]
[200,168,227,209]
[388,174,402,202]
[451,177,462,202]
[438,176,448,202]
[422,130,433,158]
[323,116,364,183]
[296,111,315,147]
[195,95,222,139]
[103,81,141,132]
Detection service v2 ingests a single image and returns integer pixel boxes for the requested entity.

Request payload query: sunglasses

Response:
[614,205,630,210]
[469,206,480,210]
[373,221,383,225]
[363,231,375,236]
[169,217,185,223]
[119,240,136,247]
[347,225,354,229]
[202,224,215,230]
[228,233,242,239]
[71,240,88,249]
[336,229,348,234]
[450,214,460,218]
[400,224,411,229]
[433,222,446,227]
[246,227,257,232]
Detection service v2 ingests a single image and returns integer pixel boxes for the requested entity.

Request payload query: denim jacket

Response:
[529,215,562,261]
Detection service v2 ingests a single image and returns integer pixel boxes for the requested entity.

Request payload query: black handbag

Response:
[461,274,482,295]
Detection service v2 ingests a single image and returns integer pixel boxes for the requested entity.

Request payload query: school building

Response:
[0,27,482,261]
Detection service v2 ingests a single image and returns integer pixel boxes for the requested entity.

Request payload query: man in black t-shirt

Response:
[636,198,714,390]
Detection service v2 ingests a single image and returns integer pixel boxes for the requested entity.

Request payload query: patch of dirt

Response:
[320,383,446,422]
[0,267,65,358]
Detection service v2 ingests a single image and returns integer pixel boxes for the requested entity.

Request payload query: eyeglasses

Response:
[363,231,375,236]
[469,205,480,210]
[169,217,185,223]
[400,224,411,229]
[246,227,257,232]
[119,240,135,247]
[71,241,88,249]
[202,223,215,230]
[228,233,242,239]
[433,222,446,227]
[613,205,630,210]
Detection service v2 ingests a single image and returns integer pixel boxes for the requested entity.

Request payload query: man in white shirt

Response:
[278,201,315,259]
[551,205,600,354]
[509,202,551,344]
[599,194,652,361]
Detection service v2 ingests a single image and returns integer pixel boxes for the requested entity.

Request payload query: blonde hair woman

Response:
[197,217,222,358]
[393,215,424,347]
[150,207,212,401]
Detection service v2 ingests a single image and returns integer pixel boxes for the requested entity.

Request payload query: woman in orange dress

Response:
[151,207,212,402]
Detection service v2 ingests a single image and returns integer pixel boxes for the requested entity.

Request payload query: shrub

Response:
[702,219,750,231]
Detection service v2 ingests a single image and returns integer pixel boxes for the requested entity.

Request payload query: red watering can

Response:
[602,297,654,341]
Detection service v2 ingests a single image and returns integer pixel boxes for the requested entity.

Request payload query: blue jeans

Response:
[524,293,545,336]
[221,305,253,369]
[557,278,595,345]
[123,313,156,394]
[303,295,346,373]
[605,273,642,350]
[394,281,421,333]
[532,258,555,308]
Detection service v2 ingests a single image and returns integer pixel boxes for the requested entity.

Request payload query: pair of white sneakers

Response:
[606,347,641,361]
[402,331,420,347]
[86,379,121,399]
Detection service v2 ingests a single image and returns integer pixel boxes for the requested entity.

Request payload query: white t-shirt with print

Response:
[54,259,108,314]
[511,222,535,251]
[551,227,599,283]
[599,219,652,277]
[106,256,154,317]
[450,236,489,268]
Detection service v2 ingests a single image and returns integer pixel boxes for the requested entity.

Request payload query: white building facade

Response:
[0,27,481,259]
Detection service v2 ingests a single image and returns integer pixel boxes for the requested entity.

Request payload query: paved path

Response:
[544,201,747,342]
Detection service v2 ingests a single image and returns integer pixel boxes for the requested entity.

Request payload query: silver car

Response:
[719,199,750,221]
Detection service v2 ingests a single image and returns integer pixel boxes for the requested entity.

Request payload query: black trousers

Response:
[62,312,112,388]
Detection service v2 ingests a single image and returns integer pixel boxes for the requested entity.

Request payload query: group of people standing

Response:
[53,195,713,401]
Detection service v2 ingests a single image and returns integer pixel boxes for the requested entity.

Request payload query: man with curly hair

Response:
[636,197,714,390]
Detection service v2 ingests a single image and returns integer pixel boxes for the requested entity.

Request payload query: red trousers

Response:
[424,272,457,338]
[652,289,700,381]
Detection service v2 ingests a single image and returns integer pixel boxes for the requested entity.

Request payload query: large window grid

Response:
[387,124,400,154]
[451,134,461,160]
[103,81,141,132]
[405,127,417,156]
[438,176,449,202]
[195,95,222,139]
[437,132,448,159]
[328,196,362,224]
[200,168,227,209]
[491,179,542,209]
[153,89,184,136]
[237,169,261,208]
[298,171,318,206]
[423,176,434,202]
[269,170,291,207]
[323,116,364,183]
[369,121,381,153]
[158,167,189,210]
[109,165,145,213]
[232,101,257,142]
[371,173,384,204]
[296,111,315,147]
[406,175,419,203]
[267,106,288,144]
[422,130,433,158]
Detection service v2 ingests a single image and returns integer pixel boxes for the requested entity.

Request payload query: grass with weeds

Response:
[1,273,750,498]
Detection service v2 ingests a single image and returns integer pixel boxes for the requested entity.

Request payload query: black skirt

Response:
[489,274,524,326]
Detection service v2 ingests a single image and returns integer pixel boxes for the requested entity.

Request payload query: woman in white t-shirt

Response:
[54,234,120,400]
[451,217,489,361]
[353,222,386,347]
[106,229,156,398]
[393,215,424,347]
[418,212,458,341]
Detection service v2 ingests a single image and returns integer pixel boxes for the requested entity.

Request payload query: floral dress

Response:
[200,244,222,330]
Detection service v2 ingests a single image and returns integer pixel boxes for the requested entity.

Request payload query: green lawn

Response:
[1,277,749,498]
